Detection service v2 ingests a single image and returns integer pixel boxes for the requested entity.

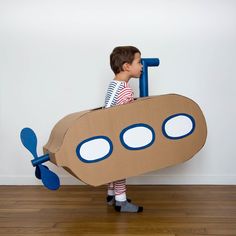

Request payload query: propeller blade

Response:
[35,166,41,179]
[39,165,60,190]
[20,128,38,159]
[35,165,49,179]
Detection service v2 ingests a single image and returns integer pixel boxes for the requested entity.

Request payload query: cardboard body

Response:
[44,94,207,186]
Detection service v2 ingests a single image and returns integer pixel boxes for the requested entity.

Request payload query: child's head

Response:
[110,46,141,75]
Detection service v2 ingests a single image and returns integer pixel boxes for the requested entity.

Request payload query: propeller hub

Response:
[31,154,50,167]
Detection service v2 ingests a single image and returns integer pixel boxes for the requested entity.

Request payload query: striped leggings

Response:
[108,179,126,196]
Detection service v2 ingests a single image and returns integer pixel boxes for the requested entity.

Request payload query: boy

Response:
[104,46,143,213]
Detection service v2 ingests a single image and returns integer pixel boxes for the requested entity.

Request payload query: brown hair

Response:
[110,46,141,74]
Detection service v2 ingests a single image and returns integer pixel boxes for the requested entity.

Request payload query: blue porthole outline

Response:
[120,123,155,150]
[76,136,113,163]
[162,113,195,140]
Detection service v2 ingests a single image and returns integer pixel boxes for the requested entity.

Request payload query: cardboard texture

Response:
[43,94,207,186]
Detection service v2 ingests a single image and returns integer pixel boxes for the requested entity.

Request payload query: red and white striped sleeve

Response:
[117,83,134,105]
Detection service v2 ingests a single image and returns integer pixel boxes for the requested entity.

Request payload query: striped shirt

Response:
[104,80,134,108]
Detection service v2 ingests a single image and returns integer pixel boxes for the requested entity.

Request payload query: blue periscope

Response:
[140,58,160,97]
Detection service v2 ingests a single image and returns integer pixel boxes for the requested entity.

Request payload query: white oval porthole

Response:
[76,136,113,163]
[162,113,195,139]
[120,123,155,150]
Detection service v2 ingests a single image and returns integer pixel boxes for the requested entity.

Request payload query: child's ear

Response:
[122,62,130,72]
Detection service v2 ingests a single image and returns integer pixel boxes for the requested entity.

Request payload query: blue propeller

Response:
[20,128,60,190]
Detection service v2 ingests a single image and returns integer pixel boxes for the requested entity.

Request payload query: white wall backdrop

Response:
[0,0,235,185]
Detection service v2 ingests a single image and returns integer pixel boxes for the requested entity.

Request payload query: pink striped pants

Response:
[108,179,126,195]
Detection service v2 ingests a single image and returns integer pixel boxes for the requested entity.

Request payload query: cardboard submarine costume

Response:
[20,58,207,190]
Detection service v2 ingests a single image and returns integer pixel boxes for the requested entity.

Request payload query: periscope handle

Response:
[140,58,160,97]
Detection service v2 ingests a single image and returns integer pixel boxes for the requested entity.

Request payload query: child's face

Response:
[129,53,142,78]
